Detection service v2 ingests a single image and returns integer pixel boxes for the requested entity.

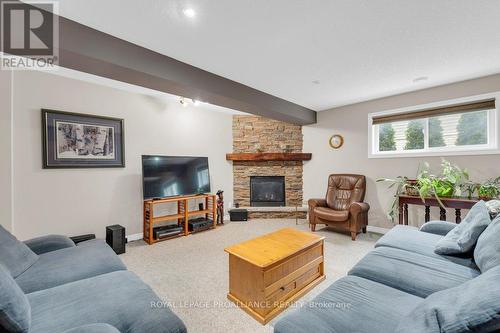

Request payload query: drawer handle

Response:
[280,286,285,291]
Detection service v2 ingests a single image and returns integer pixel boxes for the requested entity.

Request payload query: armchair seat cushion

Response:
[313,207,349,222]
[15,239,126,293]
[28,271,187,333]
[375,225,477,269]
[274,276,421,333]
[348,247,480,298]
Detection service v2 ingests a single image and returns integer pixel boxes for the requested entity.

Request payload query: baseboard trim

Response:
[126,233,143,242]
[367,226,391,235]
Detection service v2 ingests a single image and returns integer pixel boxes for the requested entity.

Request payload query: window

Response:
[369,94,499,158]
[197,167,209,187]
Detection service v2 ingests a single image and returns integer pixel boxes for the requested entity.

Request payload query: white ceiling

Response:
[47,0,500,111]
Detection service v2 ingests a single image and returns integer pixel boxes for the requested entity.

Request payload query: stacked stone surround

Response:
[232,115,306,219]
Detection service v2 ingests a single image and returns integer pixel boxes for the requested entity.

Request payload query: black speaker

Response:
[106,225,126,254]
[229,209,248,222]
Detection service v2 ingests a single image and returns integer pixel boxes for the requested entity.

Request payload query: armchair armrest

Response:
[24,235,75,255]
[419,221,457,236]
[60,324,120,333]
[349,202,370,216]
[308,199,327,209]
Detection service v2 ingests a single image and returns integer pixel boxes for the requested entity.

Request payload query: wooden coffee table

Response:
[224,228,325,324]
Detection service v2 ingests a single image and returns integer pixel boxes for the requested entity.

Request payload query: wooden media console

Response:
[143,194,217,244]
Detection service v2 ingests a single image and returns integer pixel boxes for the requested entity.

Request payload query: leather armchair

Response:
[308,174,369,240]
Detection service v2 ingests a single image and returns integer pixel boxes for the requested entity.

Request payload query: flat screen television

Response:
[142,155,211,200]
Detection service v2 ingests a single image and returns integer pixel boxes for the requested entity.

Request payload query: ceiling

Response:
[44,0,500,111]
[52,66,248,116]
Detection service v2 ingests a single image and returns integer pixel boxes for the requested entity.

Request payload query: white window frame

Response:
[368,92,500,158]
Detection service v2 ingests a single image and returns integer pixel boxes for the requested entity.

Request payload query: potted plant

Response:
[376,176,419,221]
[460,180,480,199]
[478,177,500,200]
[378,160,469,221]
[417,160,468,203]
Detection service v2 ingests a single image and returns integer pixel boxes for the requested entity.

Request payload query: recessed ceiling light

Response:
[312,80,320,85]
[413,76,429,83]
[179,97,188,107]
[182,8,196,18]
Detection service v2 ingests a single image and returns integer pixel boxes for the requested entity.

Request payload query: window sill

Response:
[368,147,500,159]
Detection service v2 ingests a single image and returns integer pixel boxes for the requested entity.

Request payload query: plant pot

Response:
[404,180,419,196]
[478,185,498,200]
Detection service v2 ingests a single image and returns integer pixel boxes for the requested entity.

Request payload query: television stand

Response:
[143,193,217,245]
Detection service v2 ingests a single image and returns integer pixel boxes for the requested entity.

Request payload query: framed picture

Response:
[42,109,125,168]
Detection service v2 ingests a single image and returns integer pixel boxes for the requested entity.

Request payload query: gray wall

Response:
[304,74,500,229]
[11,70,234,239]
[0,70,12,232]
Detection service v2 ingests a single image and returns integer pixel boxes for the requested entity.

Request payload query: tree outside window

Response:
[456,111,487,146]
[404,120,425,150]
[429,117,445,148]
[378,123,396,151]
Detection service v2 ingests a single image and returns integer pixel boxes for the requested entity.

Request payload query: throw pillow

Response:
[394,264,500,333]
[486,199,500,219]
[0,225,38,278]
[474,215,500,272]
[434,200,491,255]
[0,264,31,333]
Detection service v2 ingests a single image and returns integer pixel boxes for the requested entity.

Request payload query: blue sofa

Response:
[0,226,186,333]
[274,220,500,333]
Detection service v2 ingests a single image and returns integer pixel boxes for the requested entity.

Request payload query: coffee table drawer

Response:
[264,265,322,312]
[264,243,322,286]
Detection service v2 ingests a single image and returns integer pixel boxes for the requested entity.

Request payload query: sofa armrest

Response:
[60,324,120,333]
[24,235,75,255]
[419,221,457,236]
[308,199,327,209]
[349,202,370,216]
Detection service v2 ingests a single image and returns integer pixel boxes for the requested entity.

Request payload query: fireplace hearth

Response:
[250,176,285,207]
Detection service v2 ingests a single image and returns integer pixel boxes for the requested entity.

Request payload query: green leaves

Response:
[416,159,468,208]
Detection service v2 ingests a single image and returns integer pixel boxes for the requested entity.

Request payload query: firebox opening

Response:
[250,176,285,207]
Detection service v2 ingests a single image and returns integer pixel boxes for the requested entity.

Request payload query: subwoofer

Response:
[106,224,126,254]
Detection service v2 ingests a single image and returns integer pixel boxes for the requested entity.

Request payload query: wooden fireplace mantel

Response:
[225,153,312,162]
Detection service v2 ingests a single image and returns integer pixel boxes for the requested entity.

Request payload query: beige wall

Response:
[0,70,13,232]
[304,74,500,229]
[11,70,234,239]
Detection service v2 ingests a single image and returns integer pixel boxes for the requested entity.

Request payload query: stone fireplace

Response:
[230,115,308,219]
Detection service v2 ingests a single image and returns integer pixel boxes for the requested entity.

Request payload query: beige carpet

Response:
[121,219,381,333]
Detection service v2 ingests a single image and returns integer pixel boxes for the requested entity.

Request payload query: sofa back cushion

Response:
[0,226,38,278]
[0,264,31,333]
[474,215,500,272]
[326,174,365,210]
[395,264,500,333]
[434,200,491,255]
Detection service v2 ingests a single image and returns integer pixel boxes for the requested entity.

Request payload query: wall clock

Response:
[329,134,344,149]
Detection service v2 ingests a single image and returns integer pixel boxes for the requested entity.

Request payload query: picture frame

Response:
[42,109,125,168]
